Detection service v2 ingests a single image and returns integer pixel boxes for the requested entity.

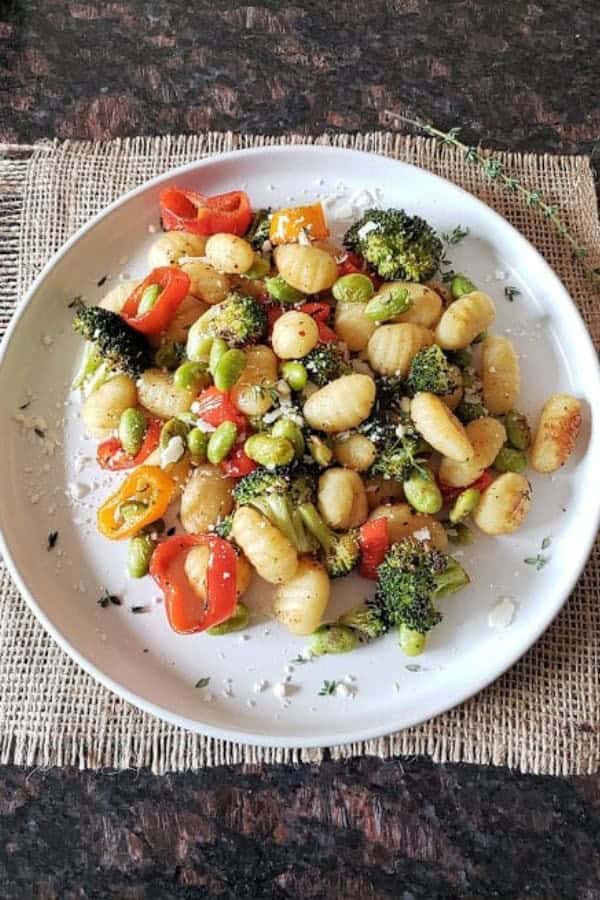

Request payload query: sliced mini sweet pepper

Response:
[97,418,162,471]
[97,465,175,540]
[121,267,190,336]
[299,301,338,343]
[269,203,329,245]
[359,517,390,580]
[160,186,252,236]
[195,386,248,433]
[150,534,237,633]
[438,469,495,501]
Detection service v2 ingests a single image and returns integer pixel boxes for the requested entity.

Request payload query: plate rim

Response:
[1,143,599,749]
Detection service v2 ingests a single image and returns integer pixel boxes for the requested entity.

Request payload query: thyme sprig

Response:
[385,112,600,286]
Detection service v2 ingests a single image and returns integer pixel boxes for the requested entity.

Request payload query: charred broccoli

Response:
[192,292,267,347]
[72,303,151,381]
[344,209,443,282]
[245,208,272,250]
[303,343,351,387]
[373,537,469,654]
[297,503,360,578]
[406,345,459,396]
[363,419,427,482]
[338,603,387,640]
[233,467,316,553]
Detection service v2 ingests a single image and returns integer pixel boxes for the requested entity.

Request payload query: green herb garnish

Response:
[442,225,469,245]
[504,285,521,302]
[195,677,211,689]
[318,679,339,696]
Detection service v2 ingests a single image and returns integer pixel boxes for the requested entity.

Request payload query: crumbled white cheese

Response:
[178,255,210,265]
[261,239,272,253]
[488,597,516,629]
[253,679,268,693]
[297,228,312,246]
[68,481,90,501]
[275,379,291,397]
[160,435,185,468]
[246,699,256,708]
[272,682,289,699]
[494,269,507,281]
[413,527,431,542]
[357,220,379,240]
[335,682,351,698]
[147,224,158,234]
[42,334,54,347]
[283,664,294,675]
[395,423,406,439]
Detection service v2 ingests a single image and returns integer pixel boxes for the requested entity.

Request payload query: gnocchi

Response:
[147,231,207,269]
[273,558,330,635]
[435,290,496,350]
[231,506,298,584]
[82,374,137,438]
[377,282,443,328]
[273,243,338,293]
[367,323,434,376]
[318,468,368,530]
[151,294,207,347]
[481,335,520,414]
[271,311,319,359]
[334,300,377,351]
[333,434,377,472]
[205,233,255,274]
[369,503,448,551]
[180,261,231,305]
[473,473,532,535]
[99,280,138,313]
[180,465,234,533]
[184,546,253,602]
[303,374,376,433]
[410,392,474,462]
[438,417,506,487]
[137,368,194,419]
[230,344,278,416]
[530,393,582,473]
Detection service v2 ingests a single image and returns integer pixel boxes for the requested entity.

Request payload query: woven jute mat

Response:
[0,132,598,775]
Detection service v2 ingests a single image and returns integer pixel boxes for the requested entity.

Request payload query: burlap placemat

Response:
[0,132,598,775]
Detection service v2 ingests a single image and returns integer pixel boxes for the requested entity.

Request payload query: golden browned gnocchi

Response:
[364,477,405,509]
[318,468,368,530]
[147,231,207,269]
[367,323,434,376]
[273,558,330,635]
[150,294,207,347]
[334,301,377,351]
[441,364,463,412]
[231,507,298,584]
[184,546,253,601]
[435,290,496,350]
[271,311,319,359]
[377,282,443,328]
[180,464,234,533]
[137,368,194,419]
[230,344,278,416]
[333,434,377,472]
[410,392,474,462]
[205,233,255,274]
[481,335,520,414]
[180,261,231,305]
[98,280,138,313]
[368,503,448,551]
[82,374,137,438]
[438,417,506,487]
[530,393,582,473]
[303,374,376,433]
[273,243,338,293]
[473,473,532,535]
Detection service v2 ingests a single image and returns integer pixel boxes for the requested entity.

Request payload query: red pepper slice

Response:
[97,418,162,471]
[299,302,338,343]
[220,447,257,478]
[359,517,390,580]
[150,534,237,634]
[121,267,190,335]
[439,469,495,501]
[160,187,252,236]
[337,251,365,276]
[195,386,248,432]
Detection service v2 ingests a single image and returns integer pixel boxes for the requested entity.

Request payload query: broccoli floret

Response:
[213,514,234,539]
[363,419,427,482]
[338,604,387,640]
[344,209,443,282]
[456,400,488,424]
[233,467,316,553]
[373,537,469,647]
[303,344,351,387]
[72,304,152,379]
[245,208,272,250]
[407,345,459,396]
[196,292,267,347]
[297,503,360,578]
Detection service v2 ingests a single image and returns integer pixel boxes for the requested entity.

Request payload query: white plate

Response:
[1,146,599,748]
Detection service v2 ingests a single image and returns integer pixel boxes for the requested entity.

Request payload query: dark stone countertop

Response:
[1,2,600,898]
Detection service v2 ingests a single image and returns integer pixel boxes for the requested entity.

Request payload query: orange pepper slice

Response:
[97,465,176,540]
[269,203,329,245]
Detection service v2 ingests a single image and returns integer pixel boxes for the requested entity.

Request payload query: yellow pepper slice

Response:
[97,465,176,540]
[269,203,329,245]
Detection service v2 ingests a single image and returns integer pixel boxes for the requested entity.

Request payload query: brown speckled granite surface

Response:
[1,2,600,898]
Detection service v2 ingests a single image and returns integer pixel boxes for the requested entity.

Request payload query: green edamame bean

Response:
[160,417,190,450]
[187,427,209,463]
[280,361,308,391]
[398,624,426,657]
[456,400,487,424]
[154,341,185,370]
[447,522,475,545]
[186,320,214,362]
[364,287,412,322]
[450,274,476,299]
[332,273,374,304]
[309,624,358,656]
[307,434,333,467]
[244,433,295,469]
[127,534,155,579]
[174,361,210,393]
[243,256,270,280]
[271,417,305,458]
[265,275,304,304]
[403,470,443,515]
[492,446,528,474]
[207,421,238,465]
[207,602,250,635]
[449,348,472,369]
[213,348,246,391]
[505,409,531,450]
[449,488,481,524]
[118,407,147,456]
[138,283,162,315]
[209,338,229,375]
